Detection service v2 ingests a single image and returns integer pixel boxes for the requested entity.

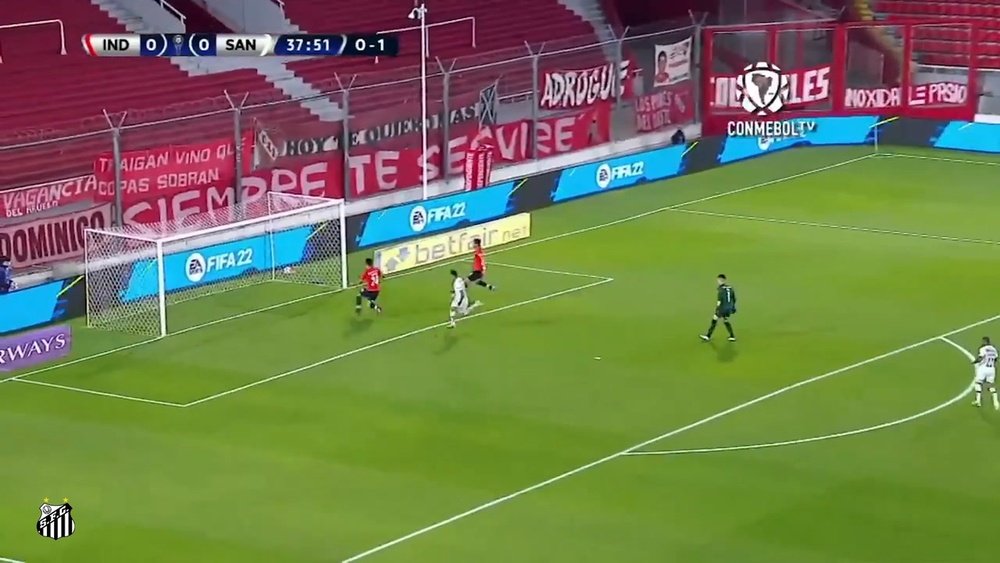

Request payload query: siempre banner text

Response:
[374,214,531,274]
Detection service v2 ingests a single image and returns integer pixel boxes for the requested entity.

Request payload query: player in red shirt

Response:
[467,238,496,292]
[356,258,383,315]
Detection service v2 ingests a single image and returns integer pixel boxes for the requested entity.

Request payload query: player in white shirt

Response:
[448,269,481,328]
[972,336,1000,410]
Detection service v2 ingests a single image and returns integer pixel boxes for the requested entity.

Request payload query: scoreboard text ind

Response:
[82,33,399,57]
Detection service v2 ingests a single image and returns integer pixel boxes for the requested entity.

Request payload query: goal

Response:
[85,192,348,337]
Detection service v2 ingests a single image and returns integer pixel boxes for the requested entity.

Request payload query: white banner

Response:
[653,37,692,88]
[540,61,632,110]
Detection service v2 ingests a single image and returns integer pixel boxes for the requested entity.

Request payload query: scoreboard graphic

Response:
[81,33,399,57]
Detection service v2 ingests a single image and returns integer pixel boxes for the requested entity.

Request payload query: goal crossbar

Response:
[84,193,348,338]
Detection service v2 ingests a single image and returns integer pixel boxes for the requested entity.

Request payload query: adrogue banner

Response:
[0,324,72,372]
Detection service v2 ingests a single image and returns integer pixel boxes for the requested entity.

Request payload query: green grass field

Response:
[3,145,1000,563]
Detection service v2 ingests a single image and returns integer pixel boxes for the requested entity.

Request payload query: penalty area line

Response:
[492,262,614,281]
[12,379,186,408]
[181,277,615,408]
[0,557,26,563]
[625,338,975,457]
[340,312,1000,562]
[0,154,870,390]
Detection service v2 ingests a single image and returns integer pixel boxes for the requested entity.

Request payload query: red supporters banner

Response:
[635,82,696,133]
[347,104,611,198]
[0,176,105,219]
[0,203,112,267]
[539,61,633,110]
[88,132,345,227]
[93,132,255,198]
[263,89,484,159]
[115,159,343,226]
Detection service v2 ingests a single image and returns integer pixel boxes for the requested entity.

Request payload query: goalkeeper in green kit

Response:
[701,274,736,342]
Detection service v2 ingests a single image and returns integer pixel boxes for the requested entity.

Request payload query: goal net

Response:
[85,192,347,337]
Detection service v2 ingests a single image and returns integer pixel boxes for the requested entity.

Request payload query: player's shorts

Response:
[975,367,996,385]
[468,270,484,282]
[715,306,735,319]
[451,293,469,311]
[360,289,380,301]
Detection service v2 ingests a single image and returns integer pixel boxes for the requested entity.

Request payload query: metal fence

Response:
[0,18,700,227]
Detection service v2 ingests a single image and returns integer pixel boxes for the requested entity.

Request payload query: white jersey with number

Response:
[975,344,997,385]
[451,278,469,310]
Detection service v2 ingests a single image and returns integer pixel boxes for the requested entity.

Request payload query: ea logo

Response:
[409,205,427,232]
[757,137,773,151]
[736,61,789,116]
[185,252,206,283]
[596,164,612,189]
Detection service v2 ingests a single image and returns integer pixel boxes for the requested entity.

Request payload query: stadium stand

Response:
[0,1,310,188]
[872,0,1000,68]
[0,0,607,190]
[282,0,604,112]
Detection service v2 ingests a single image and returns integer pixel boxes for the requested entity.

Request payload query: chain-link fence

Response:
[0,19,702,272]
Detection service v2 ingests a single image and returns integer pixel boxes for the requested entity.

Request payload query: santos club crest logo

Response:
[37,498,75,540]
[736,62,790,116]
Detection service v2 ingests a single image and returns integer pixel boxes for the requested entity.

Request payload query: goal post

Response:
[85,192,348,338]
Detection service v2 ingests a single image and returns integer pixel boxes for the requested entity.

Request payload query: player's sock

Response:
[991,387,999,409]
[355,295,362,310]
[723,321,735,339]
[705,319,717,337]
[974,383,983,406]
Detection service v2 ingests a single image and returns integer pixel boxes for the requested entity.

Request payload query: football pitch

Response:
[3,144,1000,563]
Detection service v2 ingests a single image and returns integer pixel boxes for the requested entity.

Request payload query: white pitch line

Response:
[670,208,1000,247]
[182,277,614,408]
[340,312,1000,562]
[0,153,873,389]
[882,152,1000,167]
[0,557,26,563]
[624,338,976,457]
[13,378,186,407]
[491,262,614,281]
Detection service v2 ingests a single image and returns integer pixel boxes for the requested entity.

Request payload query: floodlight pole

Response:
[413,2,430,200]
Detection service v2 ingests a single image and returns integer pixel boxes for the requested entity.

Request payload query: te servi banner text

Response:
[540,61,634,110]
[346,103,611,198]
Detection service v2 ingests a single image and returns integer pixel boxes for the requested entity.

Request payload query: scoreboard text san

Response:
[82,33,399,57]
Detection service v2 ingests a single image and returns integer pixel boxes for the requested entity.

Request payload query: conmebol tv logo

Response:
[736,62,789,116]
[727,61,817,141]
